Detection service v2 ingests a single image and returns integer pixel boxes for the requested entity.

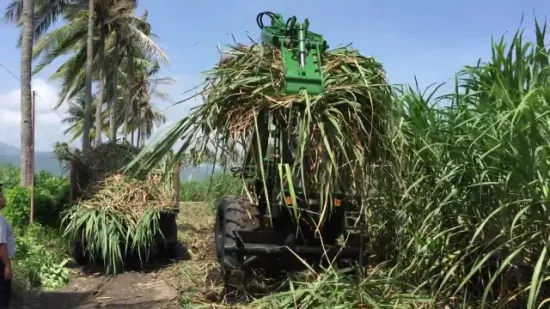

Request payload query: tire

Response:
[73,230,87,265]
[215,196,260,283]
[157,212,178,259]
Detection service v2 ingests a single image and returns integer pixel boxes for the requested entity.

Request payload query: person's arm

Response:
[0,228,12,280]
[0,186,12,280]
[0,242,10,279]
[0,184,4,208]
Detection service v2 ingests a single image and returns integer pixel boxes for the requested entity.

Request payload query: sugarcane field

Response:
[1,1,550,308]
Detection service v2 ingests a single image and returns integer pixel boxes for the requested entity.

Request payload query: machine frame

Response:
[214,11,367,288]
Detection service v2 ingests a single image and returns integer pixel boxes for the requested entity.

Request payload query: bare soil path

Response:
[10,202,216,309]
[14,269,180,309]
[9,202,348,308]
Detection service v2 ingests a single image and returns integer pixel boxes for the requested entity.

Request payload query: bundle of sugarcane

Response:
[57,142,142,196]
[75,173,173,214]
[134,42,393,204]
[62,173,175,274]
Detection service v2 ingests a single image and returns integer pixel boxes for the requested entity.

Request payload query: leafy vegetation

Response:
[4,0,550,307]
[62,174,174,274]
[0,163,242,293]
[180,172,243,203]
[130,19,550,309]
[248,21,550,309]
[4,0,170,150]
[0,166,71,294]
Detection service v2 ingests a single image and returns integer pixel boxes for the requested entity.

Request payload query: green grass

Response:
[251,267,433,309]
[180,172,243,203]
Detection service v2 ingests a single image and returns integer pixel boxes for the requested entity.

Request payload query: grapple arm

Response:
[256,11,329,95]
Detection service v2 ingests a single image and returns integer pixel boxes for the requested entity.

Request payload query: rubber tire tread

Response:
[216,196,260,271]
[73,230,88,265]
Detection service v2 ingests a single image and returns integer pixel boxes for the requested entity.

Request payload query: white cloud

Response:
[0,74,206,152]
[0,79,70,151]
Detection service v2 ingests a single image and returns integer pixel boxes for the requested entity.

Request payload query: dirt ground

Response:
[11,202,230,309]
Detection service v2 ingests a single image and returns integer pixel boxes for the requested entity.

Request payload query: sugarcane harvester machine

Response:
[215,11,367,285]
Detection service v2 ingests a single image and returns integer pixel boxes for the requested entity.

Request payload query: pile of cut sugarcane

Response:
[135,42,394,205]
[59,141,177,274]
[62,173,174,274]
[76,173,173,215]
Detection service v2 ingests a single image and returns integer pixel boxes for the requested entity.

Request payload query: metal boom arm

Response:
[257,11,329,95]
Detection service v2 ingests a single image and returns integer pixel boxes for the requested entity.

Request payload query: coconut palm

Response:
[3,0,76,44]
[6,0,170,155]
[118,10,168,143]
[129,60,172,147]
[4,0,41,186]
[4,0,96,152]
[61,91,108,143]
[81,0,93,152]
[18,0,35,186]
[30,1,168,149]
[135,101,166,147]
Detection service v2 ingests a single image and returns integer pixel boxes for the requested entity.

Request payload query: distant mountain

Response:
[0,143,216,181]
[0,143,63,175]
[0,143,19,156]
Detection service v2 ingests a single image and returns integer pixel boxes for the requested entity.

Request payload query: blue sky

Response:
[0,0,548,150]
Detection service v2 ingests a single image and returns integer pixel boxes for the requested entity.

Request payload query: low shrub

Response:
[0,167,71,293]
[13,224,70,293]
[2,175,70,228]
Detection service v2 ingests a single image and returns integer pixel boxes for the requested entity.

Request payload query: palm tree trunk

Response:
[82,0,95,152]
[19,0,35,187]
[136,124,141,148]
[142,132,146,147]
[93,24,106,146]
[137,107,143,147]
[139,109,145,147]
[109,34,121,141]
[124,48,134,141]
[109,77,118,141]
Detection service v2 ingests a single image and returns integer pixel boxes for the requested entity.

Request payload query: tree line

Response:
[4,0,170,186]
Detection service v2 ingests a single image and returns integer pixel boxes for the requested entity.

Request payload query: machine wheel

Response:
[215,196,260,288]
[72,230,88,265]
[157,212,178,259]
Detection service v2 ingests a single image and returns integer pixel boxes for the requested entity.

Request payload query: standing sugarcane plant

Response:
[364,20,550,308]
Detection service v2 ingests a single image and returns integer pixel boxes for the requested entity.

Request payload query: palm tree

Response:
[6,0,169,152]
[5,0,79,185]
[92,0,137,146]
[61,91,107,143]
[4,0,75,44]
[30,2,168,148]
[136,102,167,147]
[119,10,168,142]
[19,0,35,186]
[4,0,95,152]
[104,0,135,141]
[82,0,94,152]
[130,60,172,147]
